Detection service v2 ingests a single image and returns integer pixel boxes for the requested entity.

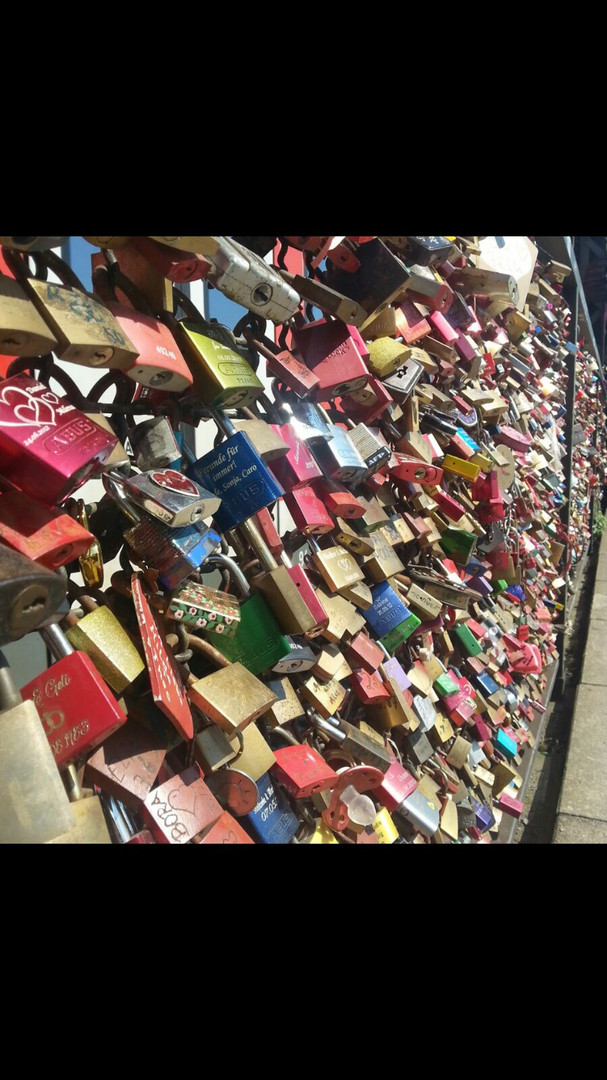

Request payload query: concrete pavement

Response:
[553,532,607,843]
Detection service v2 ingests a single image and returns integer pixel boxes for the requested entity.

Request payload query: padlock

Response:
[363,530,406,582]
[142,764,224,844]
[83,718,168,811]
[241,327,321,399]
[230,415,290,464]
[279,270,367,326]
[325,237,411,326]
[203,765,260,817]
[64,589,146,695]
[127,236,211,283]
[311,477,365,519]
[188,621,279,739]
[199,554,291,675]
[283,484,335,535]
[363,580,421,650]
[341,374,394,426]
[242,770,300,843]
[291,318,370,400]
[234,516,322,637]
[308,411,369,485]
[21,621,126,767]
[382,236,455,266]
[42,764,113,844]
[161,578,241,637]
[298,668,347,716]
[186,409,284,532]
[366,336,411,379]
[90,255,194,392]
[345,421,391,480]
[129,574,194,741]
[190,236,301,323]
[0,253,60,357]
[128,415,182,472]
[9,247,140,370]
[0,648,75,843]
[309,538,365,594]
[171,287,264,408]
[103,472,221,591]
[268,421,323,490]
[0,484,95,570]
[271,743,338,799]
[448,266,519,306]
[0,236,69,252]
[0,373,118,505]
[0,546,66,645]
[309,710,392,772]
[108,466,221,528]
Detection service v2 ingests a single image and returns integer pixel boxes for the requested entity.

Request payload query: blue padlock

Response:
[186,410,284,531]
[364,581,412,639]
[244,772,299,844]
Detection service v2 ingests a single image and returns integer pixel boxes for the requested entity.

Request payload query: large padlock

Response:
[187,645,277,740]
[0,484,95,570]
[170,286,264,409]
[64,588,146,695]
[83,718,168,811]
[0,249,60,357]
[235,516,324,637]
[0,546,67,645]
[0,372,118,505]
[185,408,284,532]
[291,317,370,400]
[103,472,221,591]
[194,236,301,323]
[46,763,113,844]
[142,764,224,844]
[21,621,126,767]
[199,552,291,675]
[107,466,221,529]
[0,237,69,251]
[9,247,140,370]
[0,648,75,843]
[91,253,194,392]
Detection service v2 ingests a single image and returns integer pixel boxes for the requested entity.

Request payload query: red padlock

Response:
[21,623,127,768]
[92,255,193,393]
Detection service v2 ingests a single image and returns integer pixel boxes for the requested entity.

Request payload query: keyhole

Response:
[21,593,47,616]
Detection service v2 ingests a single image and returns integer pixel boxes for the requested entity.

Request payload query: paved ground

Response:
[514,545,597,844]
[553,532,607,842]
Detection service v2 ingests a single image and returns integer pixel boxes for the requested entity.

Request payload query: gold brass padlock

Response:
[12,249,140,371]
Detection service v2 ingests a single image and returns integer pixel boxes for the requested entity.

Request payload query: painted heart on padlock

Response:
[150,469,199,497]
[0,384,59,427]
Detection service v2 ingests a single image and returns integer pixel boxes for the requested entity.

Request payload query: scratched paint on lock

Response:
[131,575,193,740]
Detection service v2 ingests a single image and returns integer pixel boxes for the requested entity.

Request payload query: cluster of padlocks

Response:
[0,234,604,844]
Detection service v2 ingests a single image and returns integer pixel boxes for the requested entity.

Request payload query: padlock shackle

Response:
[205,553,250,598]
[208,406,236,440]
[102,472,142,525]
[0,650,23,710]
[34,248,89,294]
[238,517,278,573]
[41,621,75,661]
[94,251,155,318]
